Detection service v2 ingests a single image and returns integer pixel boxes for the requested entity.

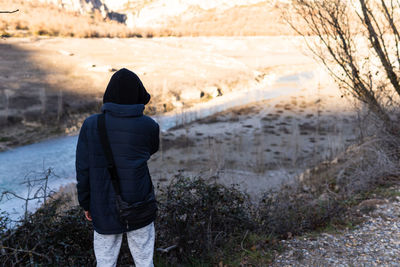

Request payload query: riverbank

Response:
[0,36,313,151]
[0,37,321,222]
[148,80,357,199]
[3,48,399,264]
[54,78,358,207]
[3,136,399,266]
[0,34,362,228]
[273,185,400,266]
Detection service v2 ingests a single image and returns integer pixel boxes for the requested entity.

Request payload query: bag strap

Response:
[97,113,121,196]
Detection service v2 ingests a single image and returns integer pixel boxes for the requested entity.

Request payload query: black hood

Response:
[103,68,151,105]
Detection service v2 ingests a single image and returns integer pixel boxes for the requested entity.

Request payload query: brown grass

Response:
[159,2,299,36]
[0,0,142,38]
[0,1,301,38]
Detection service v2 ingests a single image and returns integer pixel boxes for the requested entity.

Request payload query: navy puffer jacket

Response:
[76,68,159,234]
[76,103,159,234]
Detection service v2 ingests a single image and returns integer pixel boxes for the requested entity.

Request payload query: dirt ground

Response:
[148,82,358,199]
[56,81,359,203]
[0,36,361,198]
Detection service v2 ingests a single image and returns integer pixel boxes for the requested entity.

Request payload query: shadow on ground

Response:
[0,41,101,149]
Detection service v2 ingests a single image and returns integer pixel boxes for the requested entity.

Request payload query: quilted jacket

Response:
[76,102,159,234]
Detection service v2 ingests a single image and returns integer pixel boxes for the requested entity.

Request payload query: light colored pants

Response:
[94,222,155,267]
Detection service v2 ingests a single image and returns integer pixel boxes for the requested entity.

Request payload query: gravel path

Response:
[272,191,400,266]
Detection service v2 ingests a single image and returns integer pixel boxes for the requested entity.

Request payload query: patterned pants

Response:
[93,222,155,267]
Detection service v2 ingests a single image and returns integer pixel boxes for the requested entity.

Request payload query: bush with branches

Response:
[259,183,345,239]
[0,143,398,265]
[0,199,95,265]
[0,174,257,265]
[289,0,400,128]
[258,124,400,239]
[155,174,256,264]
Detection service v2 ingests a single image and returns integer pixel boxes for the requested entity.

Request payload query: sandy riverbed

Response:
[0,36,313,151]
[0,36,360,206]
[57,79,359,205]
[148,80,358,199]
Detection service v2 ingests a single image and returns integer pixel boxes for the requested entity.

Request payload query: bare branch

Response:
[156,244,178,253]
[360,0,400,96]
[381,0,400,67]
[0,246,51,263]
[290,0,396,124]
[0,9,19,14]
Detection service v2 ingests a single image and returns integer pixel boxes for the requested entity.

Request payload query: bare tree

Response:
[0,168,55,222]
[288,0,400,127]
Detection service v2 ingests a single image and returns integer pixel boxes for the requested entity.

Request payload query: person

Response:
[76,68,159,267]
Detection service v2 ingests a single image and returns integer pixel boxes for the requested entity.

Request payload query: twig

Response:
[214,231,226,244]
[1,246,51,262]
[156,244,177,253]
[0,9,19,14]
[240,230,250,252]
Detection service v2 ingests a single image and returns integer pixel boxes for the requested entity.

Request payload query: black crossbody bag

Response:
[97,113,157,229]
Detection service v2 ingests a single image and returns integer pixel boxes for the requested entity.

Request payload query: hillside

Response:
[0,0,297,37]
[163,1,295,36]
[0,0,139,38]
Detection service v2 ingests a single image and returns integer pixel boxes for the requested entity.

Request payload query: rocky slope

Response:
[34,0,291,29]
[273,187,400,266]
[2,0,297,36]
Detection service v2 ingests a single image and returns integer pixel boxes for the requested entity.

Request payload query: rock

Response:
[33,0,278,28]
[35,0,125,22]
[357,199,387,210]
[180,89,200,101]
[58,50,74,56]
[202,86,221,98]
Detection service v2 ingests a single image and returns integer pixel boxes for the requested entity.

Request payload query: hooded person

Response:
[76,68,159,267]
[102,68,151,105]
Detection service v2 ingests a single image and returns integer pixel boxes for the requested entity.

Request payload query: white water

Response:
[0,70,315,221]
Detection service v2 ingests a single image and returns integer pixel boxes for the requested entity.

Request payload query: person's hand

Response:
[84,210,92,221]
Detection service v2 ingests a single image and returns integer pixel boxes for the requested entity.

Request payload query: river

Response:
[0,70,315,221]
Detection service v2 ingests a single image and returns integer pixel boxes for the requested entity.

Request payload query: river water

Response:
[0,71,315,220]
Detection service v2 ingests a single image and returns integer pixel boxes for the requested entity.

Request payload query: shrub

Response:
[155,174,256,264]
[0,176,256,265]
[258,126,400,239]
[0,198,95,265]
[0,0,141,38]
[258,184,345,239]
[0,140,398,265]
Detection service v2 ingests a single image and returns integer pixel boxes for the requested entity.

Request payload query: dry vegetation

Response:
[260,122,400,239]
[0,0,143,38]
[1,123,399,265]
[0,0,300,38]
[157,2,300,36]
[290,0,400,127]
[1,0,400,265]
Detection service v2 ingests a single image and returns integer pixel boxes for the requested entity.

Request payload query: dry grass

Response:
[298,123,400,199]
[0,0,142,38]
[259,127,400,239]
[157,2,300,36]
[0,1,301,38]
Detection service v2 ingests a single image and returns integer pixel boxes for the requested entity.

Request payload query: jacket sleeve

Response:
[150,123,160,155]
[76,121,90,211]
